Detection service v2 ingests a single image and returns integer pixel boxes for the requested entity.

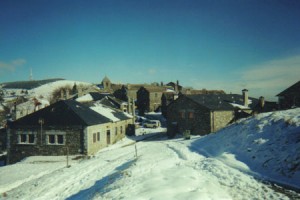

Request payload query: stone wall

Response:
[167,95,211,136]
[211,110,234,132]
[149,91,163,111]
[7,125,83,164]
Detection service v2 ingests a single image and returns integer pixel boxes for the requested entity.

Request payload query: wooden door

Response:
[106,130,111,144]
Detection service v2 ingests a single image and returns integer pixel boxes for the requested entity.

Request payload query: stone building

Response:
[6,100,132,164]
[102,76,112,91]
[161,90,178,118]
[13,97,49,120]
[166,81,182,93]
[136,86,167,115]
[276,80,300,109]
[166,90,259,138]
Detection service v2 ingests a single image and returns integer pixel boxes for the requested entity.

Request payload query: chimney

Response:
[131,98,135,124]
[259,96,265,108]
[66,89,70,99]
[242,89,249,107]
[60,89,64,99]
[78,87,83,97]
[175,80,179,93]
[127,96,132,114]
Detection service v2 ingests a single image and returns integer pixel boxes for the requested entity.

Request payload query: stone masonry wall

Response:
[167,96,211,136]
[211,110,235,132]
[7,126,83,164]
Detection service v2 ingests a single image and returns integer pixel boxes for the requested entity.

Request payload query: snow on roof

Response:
[229,103,250,109]
[76,94,93,102]
[91,103,131,122]
[166,89,175,92]
[229,98,253,109]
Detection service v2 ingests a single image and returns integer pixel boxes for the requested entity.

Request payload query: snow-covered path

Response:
[2,134,297,200]
[91,138,293,200]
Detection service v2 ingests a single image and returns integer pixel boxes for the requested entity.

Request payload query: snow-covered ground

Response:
[0,109,300,199]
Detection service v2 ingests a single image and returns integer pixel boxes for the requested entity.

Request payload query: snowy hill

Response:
[0,110,300,199]
[29,80,92,100]
[191,108,300,189]
[2,80,93,101]
[1,79,64,89]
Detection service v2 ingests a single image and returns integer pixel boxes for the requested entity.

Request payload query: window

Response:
[189,112,194,119]
[97,132,100,141]
[93,133,96,143]
[48,135,55,144]
[57,135,64,144]
[115,127,118,136]
[120,126,123,134]
[180,111,185,119]
[46,131,65,145]
[18,130,36,144]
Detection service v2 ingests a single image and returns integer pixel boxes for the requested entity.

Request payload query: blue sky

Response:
[1,0,300,100]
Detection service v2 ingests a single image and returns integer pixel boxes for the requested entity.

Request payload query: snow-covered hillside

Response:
[0,109,300,199]
[29,80,92,100]
[2,80,93,102]
[192,108,300,189]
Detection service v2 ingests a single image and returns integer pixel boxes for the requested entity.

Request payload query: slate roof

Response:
[186,94,259,111]
[276,81,300,96]
[111,109,132,121]
[10,100,112,127]
[99,97,119,109]
[89,92,110,101]
[91,103,132,122]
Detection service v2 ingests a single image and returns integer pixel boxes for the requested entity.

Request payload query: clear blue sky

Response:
[1,0,300,100]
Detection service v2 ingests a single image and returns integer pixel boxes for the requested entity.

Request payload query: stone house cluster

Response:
[166,89,278,138]
[2,76,299,164]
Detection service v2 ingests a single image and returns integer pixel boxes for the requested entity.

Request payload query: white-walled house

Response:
[12,97,50,120]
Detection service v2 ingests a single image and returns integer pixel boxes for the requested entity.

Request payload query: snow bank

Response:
[191,108,300,189]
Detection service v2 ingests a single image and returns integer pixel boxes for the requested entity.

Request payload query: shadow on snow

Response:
[66,158,136,200]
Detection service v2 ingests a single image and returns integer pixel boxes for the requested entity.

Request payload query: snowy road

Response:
[2,133,298,200]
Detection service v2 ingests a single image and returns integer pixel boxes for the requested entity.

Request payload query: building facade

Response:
[167,91,259,138]
[7,100,132,164]
[277,81,300,109]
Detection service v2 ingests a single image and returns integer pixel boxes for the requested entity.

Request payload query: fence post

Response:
[135,144,138,158]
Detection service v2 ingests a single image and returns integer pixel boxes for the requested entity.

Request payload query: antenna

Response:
[29,68,33,81]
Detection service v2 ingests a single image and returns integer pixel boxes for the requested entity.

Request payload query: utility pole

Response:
[29,68,33,81]
[38,118,44,145]
[132,98,135,124]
